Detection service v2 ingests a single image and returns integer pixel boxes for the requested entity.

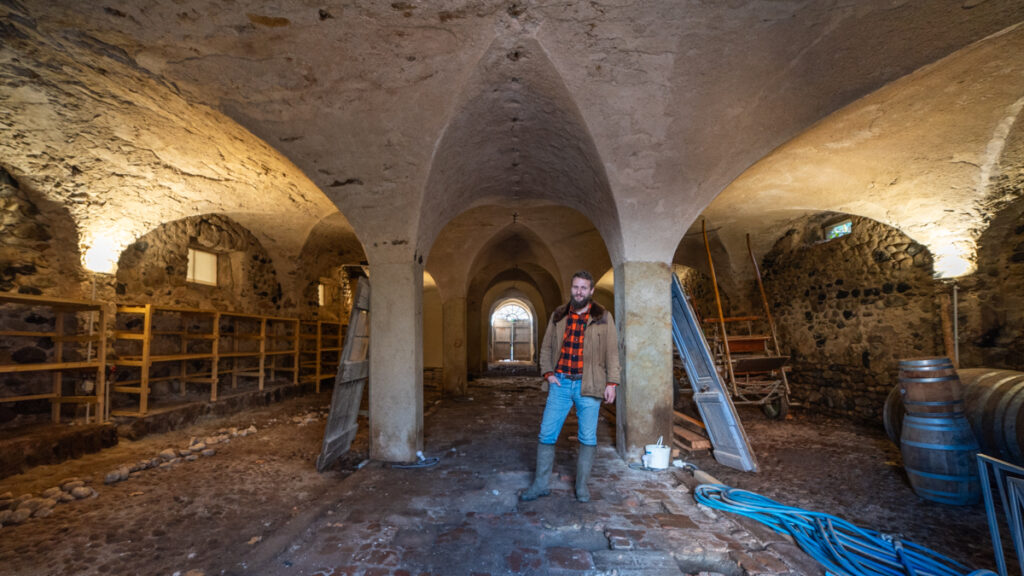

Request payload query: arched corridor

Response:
[2,2,1024,573]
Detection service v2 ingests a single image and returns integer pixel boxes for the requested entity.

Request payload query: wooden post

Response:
[939,292,957,369]
[747,233,790,395]
[211,311,220,402]
[97,305,107,422]
[141,304,152,415]
[258,317,267,391]
[315,321,323,393]
[291,318,300,385]
[179,309,188,397]
[52,312,64,423]
[702,220,737,395]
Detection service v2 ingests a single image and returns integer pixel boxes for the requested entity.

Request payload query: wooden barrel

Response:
[959,368,1024,465]
[883,385,905,447]
[900,413,981,505]
[898,357,964,417]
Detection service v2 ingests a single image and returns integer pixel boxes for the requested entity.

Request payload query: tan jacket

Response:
[539,301,621,399]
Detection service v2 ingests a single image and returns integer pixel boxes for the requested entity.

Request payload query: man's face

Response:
[570,277,595,310]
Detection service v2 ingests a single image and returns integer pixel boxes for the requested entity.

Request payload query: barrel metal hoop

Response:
[899,375,961,383]
[898,357,954,367]
[907,486,978,505]
[905,468,979,482]
[901,439,979,451]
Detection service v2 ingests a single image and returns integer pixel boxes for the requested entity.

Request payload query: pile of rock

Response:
[292,411,324,427]
[0,478,97,527]
[104,425,257,485]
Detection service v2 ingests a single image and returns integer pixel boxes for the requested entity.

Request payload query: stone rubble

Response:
[1,424,261,530]
[0,476,96,528]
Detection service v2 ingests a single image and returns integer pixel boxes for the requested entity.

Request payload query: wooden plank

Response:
[0,330,59,337]
[116,352,214,362]
[53,396,99,404]
[702,315,762,324]
[218,351,262,358]
[674,410,706,430]
[0,361,102,374]
[0,392,58,402]
[53,334,103,343]
[673,425,712,451]
[0,293,102,309]
[732,356,790,374]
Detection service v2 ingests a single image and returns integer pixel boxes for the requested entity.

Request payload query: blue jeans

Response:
[538,373,602,446]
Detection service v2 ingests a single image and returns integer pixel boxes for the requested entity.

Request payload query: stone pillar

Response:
[614,261,674,460]
[442,297,468,396]
[369,261,423,462]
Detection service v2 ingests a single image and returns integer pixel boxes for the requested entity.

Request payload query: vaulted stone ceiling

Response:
[3,0,1023,298]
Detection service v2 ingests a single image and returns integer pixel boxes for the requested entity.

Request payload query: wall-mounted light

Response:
[82,235,123,274]
[81,226,137,275]
[931,241,975,279]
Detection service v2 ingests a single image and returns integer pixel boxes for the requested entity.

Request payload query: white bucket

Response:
[644,443,671,470]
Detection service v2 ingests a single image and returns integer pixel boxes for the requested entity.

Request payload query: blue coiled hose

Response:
[693,484,997,576]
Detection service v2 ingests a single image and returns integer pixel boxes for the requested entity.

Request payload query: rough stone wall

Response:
[0,167,93,424]
[114,214,281,314]
[673,265,731,322]
[761,214,942,421]
[958,136,1024,370]
[0,167,83,296]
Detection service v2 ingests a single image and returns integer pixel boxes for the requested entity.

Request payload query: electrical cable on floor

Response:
[390,450,440,469]
[693,484,998,576]
[628,462,670,472]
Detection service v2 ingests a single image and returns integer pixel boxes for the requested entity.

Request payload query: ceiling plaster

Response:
[3,0,1024,300]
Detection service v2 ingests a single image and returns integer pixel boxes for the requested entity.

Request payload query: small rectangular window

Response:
[318,283,325,307]
[187,248,218,286]
[826,219,852,240]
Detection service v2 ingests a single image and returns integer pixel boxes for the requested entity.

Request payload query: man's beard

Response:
[571,295,591,311]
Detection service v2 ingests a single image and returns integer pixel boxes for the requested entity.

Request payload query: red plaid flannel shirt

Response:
[555,308,589,377]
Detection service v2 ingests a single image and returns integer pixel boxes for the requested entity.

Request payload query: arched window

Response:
[492,303,530,323]
[490,302,534,362]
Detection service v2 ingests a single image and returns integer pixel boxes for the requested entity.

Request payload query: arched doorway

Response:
[489,299,535,363]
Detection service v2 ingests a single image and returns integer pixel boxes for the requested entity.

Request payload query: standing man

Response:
[521,270,620,503]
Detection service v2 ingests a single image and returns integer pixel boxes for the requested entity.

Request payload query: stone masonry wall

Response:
[761,214,943,422]
[0,167,83,296]
[958,141,1024,371]
[0,167,92,425]
[673,264,731,322]
[114,214,281,314]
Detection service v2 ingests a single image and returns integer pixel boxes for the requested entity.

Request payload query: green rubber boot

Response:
[575,444,596,502]
[520,443,555,501]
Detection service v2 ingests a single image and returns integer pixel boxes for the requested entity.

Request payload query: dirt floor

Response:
[0,376,1000,575]
[685,406,996,571]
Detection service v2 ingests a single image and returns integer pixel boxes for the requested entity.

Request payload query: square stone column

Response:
[442,297,468,396]
[614,261,674,460]
[369,261,423,462]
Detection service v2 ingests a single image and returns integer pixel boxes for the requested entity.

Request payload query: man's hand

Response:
[548,375,560,387]
[604,385,616,404]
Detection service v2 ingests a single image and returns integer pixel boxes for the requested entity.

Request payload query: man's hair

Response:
[571,270,594,288]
